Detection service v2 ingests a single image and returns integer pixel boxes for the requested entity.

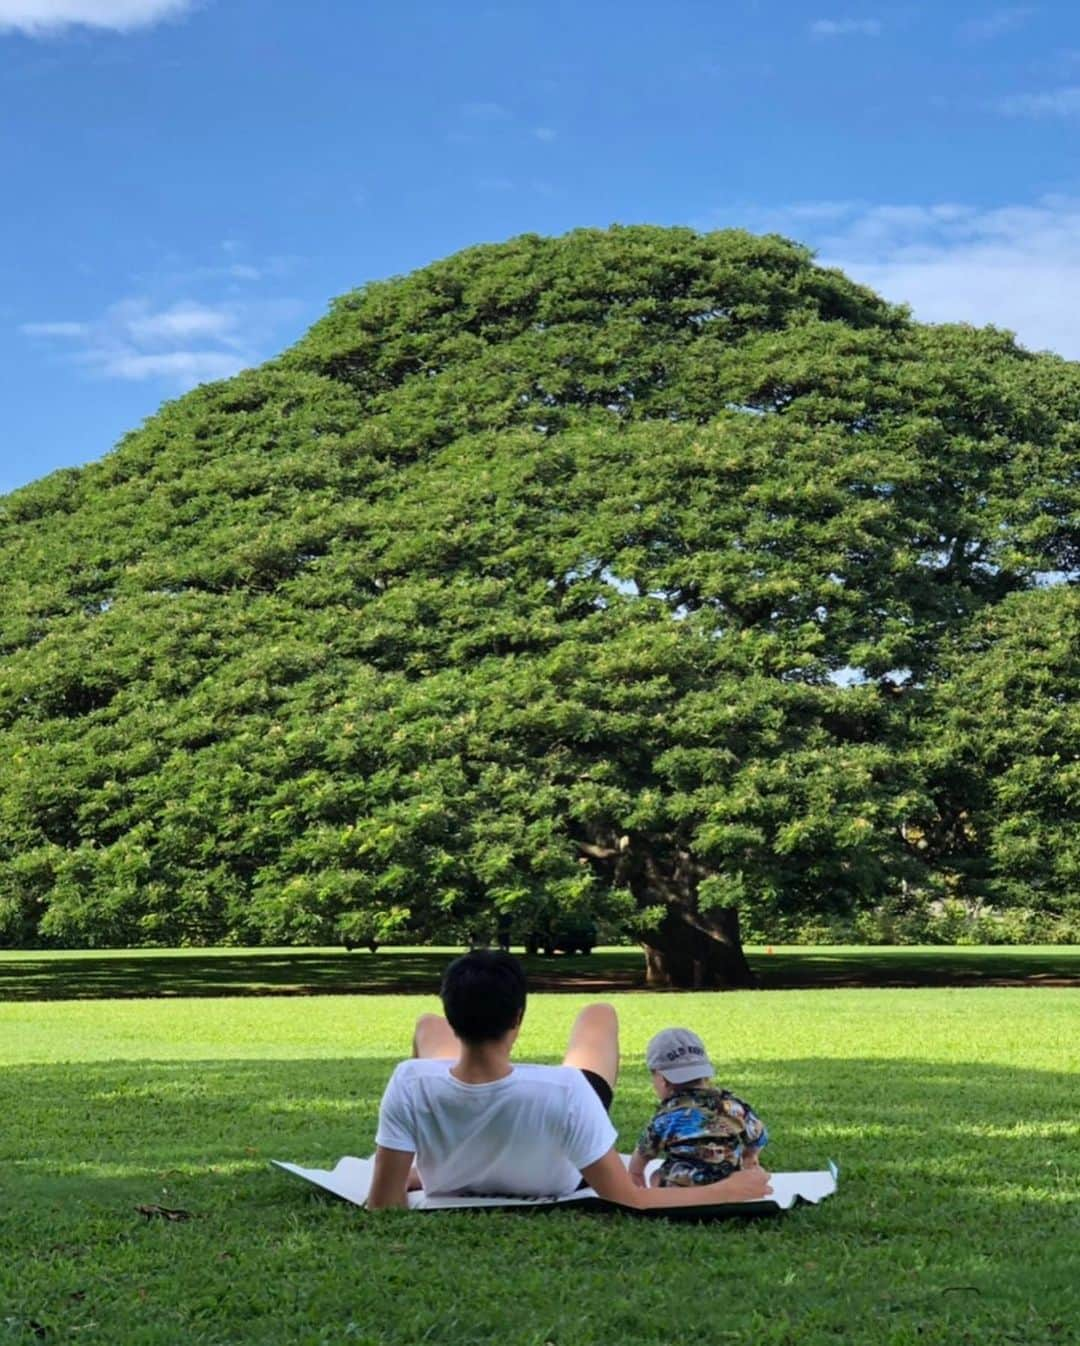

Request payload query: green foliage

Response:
[922,587,1080,915]
[1,225,1079,952]
[748,901,1080,947]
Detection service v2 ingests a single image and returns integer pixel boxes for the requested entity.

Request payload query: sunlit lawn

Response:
[2,977,1078,1345]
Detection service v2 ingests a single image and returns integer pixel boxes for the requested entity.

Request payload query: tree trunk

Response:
[574,834,758,990]
[641,903,756,990]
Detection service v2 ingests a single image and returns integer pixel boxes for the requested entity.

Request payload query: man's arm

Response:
[367,1146,414,1211]
[581,1147,772,1211]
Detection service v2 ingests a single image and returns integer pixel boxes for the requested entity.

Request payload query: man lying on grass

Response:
[367,950,772,1212]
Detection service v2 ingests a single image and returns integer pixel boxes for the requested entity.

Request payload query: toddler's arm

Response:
[725,1092,768,1166]
[741,1108,768,1165]
[630,1116,663,1187]
[627,1147,649,1189]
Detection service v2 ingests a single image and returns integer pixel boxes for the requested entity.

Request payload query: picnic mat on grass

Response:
[272,1155,839,1218]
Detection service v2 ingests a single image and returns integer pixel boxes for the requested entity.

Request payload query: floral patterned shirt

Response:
[636,1085,768,1186]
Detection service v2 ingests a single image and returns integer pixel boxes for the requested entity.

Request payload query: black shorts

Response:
[580,1067,613,1112]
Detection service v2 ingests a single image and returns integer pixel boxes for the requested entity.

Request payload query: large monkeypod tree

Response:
[1,227,1078,985]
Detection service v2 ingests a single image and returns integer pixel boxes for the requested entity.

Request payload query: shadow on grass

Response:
[0,948,643,1002]
[1,945,1079,1002]
[751,946,1080,989]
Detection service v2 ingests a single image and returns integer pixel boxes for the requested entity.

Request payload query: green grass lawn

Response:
[2,983,1078,1345]
[2,943,1078,1001]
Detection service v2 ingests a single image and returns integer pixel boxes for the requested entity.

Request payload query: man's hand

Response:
[582,1148,772,1211]
[707,1166,771,1201]
[366,1146,414,1210]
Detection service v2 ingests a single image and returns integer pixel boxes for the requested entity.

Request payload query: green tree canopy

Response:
[2,226,1077,984]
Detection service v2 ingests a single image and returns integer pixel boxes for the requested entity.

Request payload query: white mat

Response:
[272,1155,838,1217]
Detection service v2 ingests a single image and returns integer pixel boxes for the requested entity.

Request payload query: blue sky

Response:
[2,0,1078,494]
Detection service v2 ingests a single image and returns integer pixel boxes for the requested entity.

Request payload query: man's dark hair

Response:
[441,949,527,1043]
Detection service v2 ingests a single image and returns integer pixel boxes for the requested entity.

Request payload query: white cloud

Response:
[719,196,1080,360]
[809,18,882,37]
[19,295,277,387]
[19,237,309,390]
[999,86,1080,117]
[99,349,245,382]
[0,0,193,33]
[959,7,1033,41]
[125,300,238,344]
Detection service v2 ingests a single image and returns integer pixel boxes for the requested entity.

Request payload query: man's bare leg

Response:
[405,1014,460,1190]
[562,1003,619,1093]
[412,1012,459,1060]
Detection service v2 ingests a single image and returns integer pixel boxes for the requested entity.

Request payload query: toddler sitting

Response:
[628,1027,767,1188]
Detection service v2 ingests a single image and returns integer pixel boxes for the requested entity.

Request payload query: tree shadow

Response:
[0,948,643,1002]
[1,946,1077,1003]
[755,946,1080,988]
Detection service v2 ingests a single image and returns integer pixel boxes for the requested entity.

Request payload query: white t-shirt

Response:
[375,1059,617,1198]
